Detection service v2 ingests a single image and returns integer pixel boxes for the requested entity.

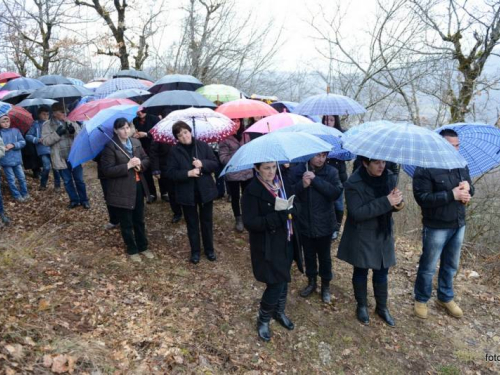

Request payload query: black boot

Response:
[190,252,200,264]
[257,301,275,342]
[273,284,294,330]
[321,279,331,304]
[353,281,369,325]
[373,282,395,327]
[300,277,317,298]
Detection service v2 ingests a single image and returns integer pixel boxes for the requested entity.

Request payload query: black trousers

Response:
[143,168,157,199]
[159,177,182,216]
[301,235,333,281]
[226,179,251,217]
[114,182,148,255]
[182,201,214,255]
[99,179,120,225]
[262,282,287,306]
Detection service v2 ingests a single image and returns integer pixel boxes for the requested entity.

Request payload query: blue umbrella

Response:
[271,101,321,122]
[149,74,203,94]
[344,120,397,137]
[68,104,140,167]
[274,123,355,160]
[142,90,215,116]
[220,132,333,176]
[67,77,85,86]
[293,93,366,116]
[342,121,467,169]
[39,75,72,85]
[106,88,152,103]
[2,77,45,91]
[94,78,147,98]
[403,123,500,178]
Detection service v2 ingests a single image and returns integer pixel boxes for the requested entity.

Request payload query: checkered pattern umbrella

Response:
[403,123,500,178]
[8,106,34,134]
[0,101,12,117]
[94,78,147,98]
[293,93,366,116]
[342,121,467,169]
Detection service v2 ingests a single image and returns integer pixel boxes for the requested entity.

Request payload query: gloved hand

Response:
[56,125,67,136]
[67,123,75,135]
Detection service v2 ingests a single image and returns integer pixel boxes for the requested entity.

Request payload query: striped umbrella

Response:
[293,93,366,116]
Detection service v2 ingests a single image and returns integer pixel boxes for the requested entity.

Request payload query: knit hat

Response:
[0,102,12,118]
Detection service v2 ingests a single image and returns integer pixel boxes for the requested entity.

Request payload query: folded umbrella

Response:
[196,84,242,103]
[149,74,203,94]
[293,93,366,116]
[2,77,45,91]
[244,113,313,134]
[8,106,34,134]
[106,88,152,103]
[67,98,136,121]
[142,90,215,116]
[2,89,35,105]
[94,78,147,98]
[215,98,278,119]
[39,75,73,86]
[0,72,22,83]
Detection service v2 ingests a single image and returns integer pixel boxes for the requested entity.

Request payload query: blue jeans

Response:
[40,155,61,188]
[0,178,4,214]
[59,165,88,204]
[414,226,465,303]
[2,164,28,200]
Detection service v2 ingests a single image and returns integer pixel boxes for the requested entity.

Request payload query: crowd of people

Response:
[0,104,473,342]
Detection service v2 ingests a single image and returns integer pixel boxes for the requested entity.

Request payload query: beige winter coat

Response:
[41,118,81,170]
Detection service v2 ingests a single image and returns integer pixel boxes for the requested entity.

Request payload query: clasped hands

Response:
[452,181,471,204]
[188,157,203,178]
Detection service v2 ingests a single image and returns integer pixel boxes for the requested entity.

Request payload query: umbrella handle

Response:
[97,127,141,172]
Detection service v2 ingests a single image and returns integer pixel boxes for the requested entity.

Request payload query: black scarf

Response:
[358,166,392,238]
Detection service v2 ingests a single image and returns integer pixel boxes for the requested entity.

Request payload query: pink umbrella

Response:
[215,98,278,119]
[244,113,313,134]
[67,98,136,121]
[138,79,154,87]
[0,90,10,99]
[0,72,21,83]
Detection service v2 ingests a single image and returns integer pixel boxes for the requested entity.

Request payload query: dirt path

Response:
[1,169,499,374]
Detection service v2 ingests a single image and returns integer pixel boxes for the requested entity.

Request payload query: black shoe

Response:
[161,194,170,202]
[68,202,80,209]
[373,283,395,327]
[273,284,294,330]
[82,202,90,209]
[353,281,369,325]
[321,280,331,304]
[257,302,275,342]
[171,214,182,224]
[190,253,200,264]
[300,277,317,298]
[205,252,216,261]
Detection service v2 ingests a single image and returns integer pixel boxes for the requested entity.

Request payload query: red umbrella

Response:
[8,106,33,134]
[67,98,136,121]
[215,98,278,119]
[0,72,22,84]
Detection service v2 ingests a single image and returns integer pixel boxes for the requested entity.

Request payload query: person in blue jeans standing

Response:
[0,110,29,202]
[0,137,11,225]
[412,129,474,320]
[25,106,61,191]
[41,102,89,209]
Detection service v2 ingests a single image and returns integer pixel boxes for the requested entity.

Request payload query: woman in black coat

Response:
[242,162,302,342]
[165,121,219,264]
[337,156,403,326]
[101,118,152,263]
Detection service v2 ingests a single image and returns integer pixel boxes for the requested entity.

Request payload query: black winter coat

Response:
[101,136,151,210]
[337,169,398,270]
[290,163,343,238]
[242,177,303,284]
[352,156,399,176]
[327,158,348,184]
[150,141,173,178]
[132,114,160,155]
[165,140,218,206]
[413,166,474,229]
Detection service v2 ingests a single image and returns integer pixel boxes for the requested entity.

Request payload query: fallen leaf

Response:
[43,354,53,368]
[52,354,69,373]
[38,299,50,311]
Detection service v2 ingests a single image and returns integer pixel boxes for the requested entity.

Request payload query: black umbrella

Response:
[2,89,35,104]
[106,88,152,103]
[149,74,203,94]
[113,69,154,82]
[28,84,94,111]
[39,74,73,86]
[142,90,215,116]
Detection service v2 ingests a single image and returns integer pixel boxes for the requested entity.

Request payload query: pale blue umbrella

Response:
[403,123,500,178]
[293,93,366,116]
[94,78,147,98]
[106,88,152,103]
[220,132,333,176]
[39,75,72,85]
[2,77,45,91]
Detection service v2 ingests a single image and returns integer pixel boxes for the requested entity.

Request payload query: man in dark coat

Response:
[132,109,160,201]
[413,129,474,320]
[290,152,343,303]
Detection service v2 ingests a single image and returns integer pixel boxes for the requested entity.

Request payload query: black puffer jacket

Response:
[413,166,474,229]
[327,158,347,184]
[289,163,343,238]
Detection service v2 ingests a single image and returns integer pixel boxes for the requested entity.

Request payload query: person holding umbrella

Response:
[166,121,219,264]
[41,102,89,209]
[337,156,403,327]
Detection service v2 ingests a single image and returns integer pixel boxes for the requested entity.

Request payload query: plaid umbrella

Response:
[342,121,466,169]
[8,106,34,134]
[0,101,12,117]
[293,93,366,116]
[94,78,147,98]
[0,72,21,83]
[403,123,500,178]
[3,77,45,91]
[149,74,203,94]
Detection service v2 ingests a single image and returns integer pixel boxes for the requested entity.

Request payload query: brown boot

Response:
[436,299,463,318]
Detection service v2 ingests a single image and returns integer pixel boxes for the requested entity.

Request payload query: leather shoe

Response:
[190,253,200,264]
[171,214,182,224]
[206,252,217,261]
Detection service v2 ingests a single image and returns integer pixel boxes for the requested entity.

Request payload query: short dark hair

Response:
[113,117,130,130]
[359,155,382,165]
[37,106,50,115]
[172,121,192,139]
[439,129,458,138]
[51,102,66,113]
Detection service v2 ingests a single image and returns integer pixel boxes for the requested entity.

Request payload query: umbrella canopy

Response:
[113,69,154,82]
[271,101,298,113]
[28,84,94,105]
[17,98,57,116]
[2,89,34,104]
[3,77,45,91]
[67,98,136,121]
[142,90,216,116]
[68,104,140,168]
[196,84,242,103]
[139,79,154,87]
[293,93,366,116]
[149,74,203,94]
[342,121,467,169]
[94,78,147,98]
[0,91,9,99]
[403,123,500,178]
[244,113,313,134]
[274,123,355,160]
[8,106,34,134]
[150,107,237,145]
[0,72,22,83]
[39,75,73,85]
[220,132,333,176]
[67,77,84,86]
[106,88,152,103]
[215,98,278,119]
[83,81,104,91]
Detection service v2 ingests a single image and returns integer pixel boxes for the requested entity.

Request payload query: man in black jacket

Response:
[413,129,474,320]
[290,152,343,303]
